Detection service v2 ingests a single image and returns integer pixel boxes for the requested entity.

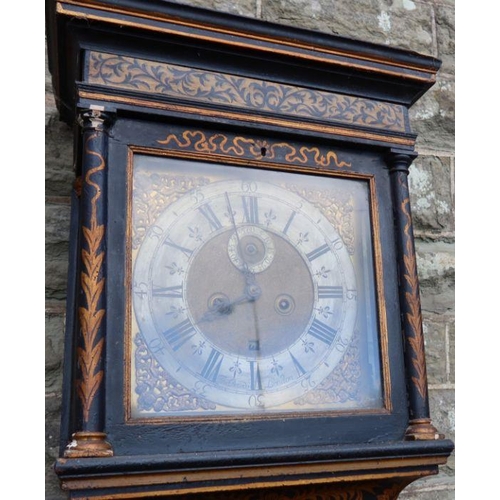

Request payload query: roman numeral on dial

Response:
[306,243,330,262]
[282,211,296,235]
[163,319,196,351]
[201,348,224,382]
[308,318,338,345]
[164,239,193,258]
[249,361,262,391]
[242,196,259,224]
[198,203,222,231]
[152,284,183,298]
[318,286,343,299]
[289,352,306,377]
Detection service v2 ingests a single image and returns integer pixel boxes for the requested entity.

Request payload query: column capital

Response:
[386,149,418,174]
[77,105,115,131]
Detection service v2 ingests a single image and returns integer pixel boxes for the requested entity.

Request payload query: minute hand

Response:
[225,192,252,275]
[224,192,262,359]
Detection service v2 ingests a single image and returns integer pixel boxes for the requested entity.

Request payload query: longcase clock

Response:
[46,1,454,498]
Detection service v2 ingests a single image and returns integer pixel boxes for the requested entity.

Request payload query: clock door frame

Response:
[94,117,407,456]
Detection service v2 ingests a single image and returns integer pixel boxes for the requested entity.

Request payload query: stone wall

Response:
[45,1,455,498]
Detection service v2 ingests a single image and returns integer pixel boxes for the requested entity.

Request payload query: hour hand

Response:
[198,284,262,323]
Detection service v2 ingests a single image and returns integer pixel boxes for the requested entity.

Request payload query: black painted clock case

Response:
[47,1,454,498]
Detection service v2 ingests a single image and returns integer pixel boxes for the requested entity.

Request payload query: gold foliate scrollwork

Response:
[400,195,427,400]
[88,52,406,132]
[78,134,106,422]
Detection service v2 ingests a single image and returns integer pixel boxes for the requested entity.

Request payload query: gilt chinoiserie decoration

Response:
[47,0,453,498]
[87,51,407,133]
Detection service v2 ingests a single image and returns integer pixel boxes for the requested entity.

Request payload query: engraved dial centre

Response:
[186,228,314,358]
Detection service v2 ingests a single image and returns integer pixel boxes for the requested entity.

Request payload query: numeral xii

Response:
[242,196,259,224]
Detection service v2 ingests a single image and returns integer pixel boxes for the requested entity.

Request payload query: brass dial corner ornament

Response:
[129,155,384,419]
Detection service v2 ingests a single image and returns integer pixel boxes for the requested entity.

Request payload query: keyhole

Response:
[261,147,267,157]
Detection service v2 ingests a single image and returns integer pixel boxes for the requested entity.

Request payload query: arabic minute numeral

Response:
[335,337,350,353]
[241,180,258,193]
[331,237,344,250]
[148,225,163,239]
[148,338,166,355]
[133,282,148,298]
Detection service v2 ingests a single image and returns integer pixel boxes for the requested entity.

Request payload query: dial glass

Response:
[129,155,384,418]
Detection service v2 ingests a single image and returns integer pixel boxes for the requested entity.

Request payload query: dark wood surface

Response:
[46,1,453,498]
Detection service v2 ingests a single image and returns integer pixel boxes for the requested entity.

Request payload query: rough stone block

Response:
[46,312,65,393]
[422,313,447,385]
[261,0,434,55]
[415,241,455,315]
[45,119,74,197]
[408,155,454,234]
[435,4,455,75]
[46,41,60,125]
[172,0,257,17]
[411,75,454,151]
[430,388,455,443]
[448,320,454,384]
[429,388,455,479]
[46,202,71,300]
[399,483,455,500]
[46,99,59,127]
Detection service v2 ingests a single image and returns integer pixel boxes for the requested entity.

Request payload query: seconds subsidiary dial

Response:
[132,173,358,413]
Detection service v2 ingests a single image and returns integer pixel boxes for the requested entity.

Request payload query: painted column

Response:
[64,107,114,457]
[387,150,441,441]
